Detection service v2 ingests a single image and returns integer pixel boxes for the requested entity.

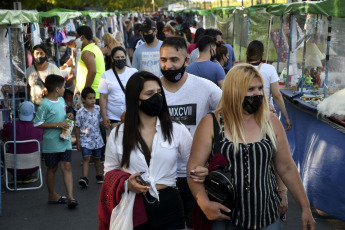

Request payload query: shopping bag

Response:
[109,180,136,230]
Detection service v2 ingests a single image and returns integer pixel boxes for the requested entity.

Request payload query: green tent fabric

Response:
[211,6,237,16]
[0,10,39,25]
[266,0,345,18]
[82,11,115,20]
[39,8,82,26]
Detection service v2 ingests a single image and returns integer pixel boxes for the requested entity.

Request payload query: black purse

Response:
[204,113,236,212]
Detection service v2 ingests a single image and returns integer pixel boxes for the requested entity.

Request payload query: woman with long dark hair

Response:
[98,46,137,129]
[103,71,192,229]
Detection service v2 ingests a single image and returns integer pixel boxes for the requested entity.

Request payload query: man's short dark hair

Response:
[76,26,93,40]
[205,28,223,38]
[161,36,188,57]
[44,74,65,93]
[32,44,48,55]
[81,87,95,99]
[197,35,216,52]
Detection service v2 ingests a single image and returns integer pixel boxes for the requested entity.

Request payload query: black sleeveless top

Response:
[211,114,280,229]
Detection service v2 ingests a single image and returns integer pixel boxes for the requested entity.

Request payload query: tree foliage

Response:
[12,0,164,11]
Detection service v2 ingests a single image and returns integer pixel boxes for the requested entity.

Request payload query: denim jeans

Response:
[211,216,281,230]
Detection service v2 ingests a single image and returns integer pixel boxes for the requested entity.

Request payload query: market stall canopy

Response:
[266,0,345,18]
[39,8,82,26]
[0,10,39,25]
[82,11,115,20]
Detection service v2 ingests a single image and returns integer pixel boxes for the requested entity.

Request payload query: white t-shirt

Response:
[254,63,279,104]
[104,118,192,200]
[97,67,138,121]
[163,73,222,177]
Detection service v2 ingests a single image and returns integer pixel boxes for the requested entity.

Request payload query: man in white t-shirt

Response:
[160,36,222,229]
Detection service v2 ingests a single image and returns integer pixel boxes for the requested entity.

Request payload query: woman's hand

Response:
[302,208,316,230]
[285,118,293,131]
[279,190,288,217]
[127,173,151,194]
[200,200,231,221]
[102,116,111,129]
[42,88,48,96]
[188,166,208,182]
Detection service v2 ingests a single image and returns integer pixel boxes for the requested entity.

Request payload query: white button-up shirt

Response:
[104,118,192,200]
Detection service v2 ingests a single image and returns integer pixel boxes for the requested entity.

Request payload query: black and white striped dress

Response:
[211,115,281,229]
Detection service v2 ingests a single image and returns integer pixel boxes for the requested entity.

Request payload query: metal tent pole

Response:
[324,16,332,98]
[286,15,294,87]
[277,15,283,74]
[8,25,18,190]
[54,17,60,67]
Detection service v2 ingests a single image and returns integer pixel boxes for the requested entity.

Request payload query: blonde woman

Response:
[187,64,315,230]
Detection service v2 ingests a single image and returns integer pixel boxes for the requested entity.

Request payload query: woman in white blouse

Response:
[98,46,137,129]
[104,71,193,230]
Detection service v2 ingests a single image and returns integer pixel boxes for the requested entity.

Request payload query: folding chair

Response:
[4,140,43,191]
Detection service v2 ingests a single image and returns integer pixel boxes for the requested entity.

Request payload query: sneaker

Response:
[96,174,103,184]
[21,177,38,184]
[79,177,89,188]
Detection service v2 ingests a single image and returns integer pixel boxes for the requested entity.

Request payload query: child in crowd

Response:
[2,101,43,183]
[75,87,104,188]
[34,74,78,208]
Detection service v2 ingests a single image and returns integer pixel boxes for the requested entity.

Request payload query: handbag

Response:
[204,113,236,212]
[109,180,135,230]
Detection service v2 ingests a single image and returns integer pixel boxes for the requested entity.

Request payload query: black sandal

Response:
[67,198,79,208]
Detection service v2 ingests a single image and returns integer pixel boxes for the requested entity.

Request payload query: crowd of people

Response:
[0,13,315,230]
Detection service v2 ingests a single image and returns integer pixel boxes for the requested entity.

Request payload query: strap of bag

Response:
[258,62,263,71]
[33,64,45,85]
[112,68,126,94]
[211,112,221,154]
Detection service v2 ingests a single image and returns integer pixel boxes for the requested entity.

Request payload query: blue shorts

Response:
[81,147,102,159]
[44,150,72,168]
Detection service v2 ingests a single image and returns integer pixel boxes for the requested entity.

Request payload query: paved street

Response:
[1,148,345,230]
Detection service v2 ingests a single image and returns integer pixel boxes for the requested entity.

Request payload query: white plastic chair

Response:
[3,140,43,191]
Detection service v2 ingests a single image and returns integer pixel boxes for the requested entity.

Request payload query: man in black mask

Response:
[160,37,222,230]
[132,18,163,77]
[26,44,62,106]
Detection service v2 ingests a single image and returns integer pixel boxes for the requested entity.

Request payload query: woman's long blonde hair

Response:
[215,64,276,153]
[102,32,121,47]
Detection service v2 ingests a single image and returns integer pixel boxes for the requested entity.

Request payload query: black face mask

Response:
[139,93,163,117]
[161,60,186,83]
[113,59,126,69]
[35,57,47,64]
[242,95,264,114]
[143,33,155,44]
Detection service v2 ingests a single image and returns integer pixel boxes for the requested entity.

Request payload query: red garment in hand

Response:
[98,169,147,230]
[192,153,229,230]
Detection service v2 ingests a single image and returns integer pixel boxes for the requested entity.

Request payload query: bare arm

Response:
[81,51,97,88]
[217,80,224,89]
[271,82,292,130]
[36,121,68,130]
[187,114,231,221]
[99,93,111,129]
[75,126,81,150]
[270,114,315,229]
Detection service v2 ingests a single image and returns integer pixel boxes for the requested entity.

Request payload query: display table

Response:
[280,89,345,221]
